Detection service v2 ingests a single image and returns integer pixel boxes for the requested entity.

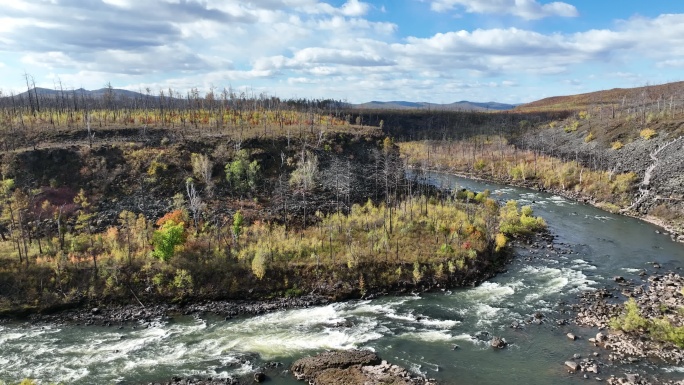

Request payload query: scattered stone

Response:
[291,349,434,385]
[565,361,580,371]
[567,332,577,341]
[596,332,607,343]
[575,272,684,375]
[490,336,508,349]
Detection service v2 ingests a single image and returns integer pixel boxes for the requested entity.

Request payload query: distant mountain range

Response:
[11,87,157,99]
[353,100,518,112]
[7,87,519,111]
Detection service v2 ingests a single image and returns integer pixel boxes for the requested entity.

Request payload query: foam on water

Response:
[340,298,417,317]
[494,187,516,195]
[520,265,595,305]
[398,330,454,342]
[593,215,614,221]
[194,305,387,360]
[471,303,506,327]
[459,281,516,303]
[570,259,597,270]
[549,195,573,205]
[418,317,460,329]
[452,333,480,344]
[521,265,595,290]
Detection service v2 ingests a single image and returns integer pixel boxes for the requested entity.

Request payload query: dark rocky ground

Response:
[571,272,684,384]
[26,295,330,326]
[290,349,436,385]
[516,126,684,239]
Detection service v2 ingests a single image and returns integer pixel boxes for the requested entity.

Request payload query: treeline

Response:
[400,139,637,212]
[0,79,579,151]
[0,112,549,314]
[0,172,545,313]
[340,108,572,141]
[0,82,366,151]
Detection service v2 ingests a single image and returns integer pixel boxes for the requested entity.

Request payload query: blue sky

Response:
[1,0,683,103]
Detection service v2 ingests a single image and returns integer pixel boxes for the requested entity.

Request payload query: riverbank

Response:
[410,165,684,243]
[2,185,551,324]
[573,272,684,384]
[13,234,527,326]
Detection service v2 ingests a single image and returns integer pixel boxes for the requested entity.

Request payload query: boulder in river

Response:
[490,336,508,349]
[565,361,580,371]
[290,349,434,385]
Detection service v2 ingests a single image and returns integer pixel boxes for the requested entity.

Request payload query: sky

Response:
[1,0,683,104]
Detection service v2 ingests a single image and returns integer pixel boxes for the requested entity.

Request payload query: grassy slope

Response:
[516,81,684,113]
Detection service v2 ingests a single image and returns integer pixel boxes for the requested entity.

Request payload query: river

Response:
[1,172,683,384]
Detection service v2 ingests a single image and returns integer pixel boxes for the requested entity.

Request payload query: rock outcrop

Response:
[290,349,436,385]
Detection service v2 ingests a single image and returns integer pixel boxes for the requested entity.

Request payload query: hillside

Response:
[9,87,153,100]
[392,81,684,238]
[516,81,684,112]
[511,82,684,235]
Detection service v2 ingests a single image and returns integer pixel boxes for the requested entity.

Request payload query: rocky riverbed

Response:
[572,272,684,384]
[290,349,436,385]
[27,295,330,326]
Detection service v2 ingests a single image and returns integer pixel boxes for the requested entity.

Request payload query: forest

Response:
[2,79,683,316]
[0,84,548,316]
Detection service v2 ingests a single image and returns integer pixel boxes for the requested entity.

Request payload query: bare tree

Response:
[186,178,205,234]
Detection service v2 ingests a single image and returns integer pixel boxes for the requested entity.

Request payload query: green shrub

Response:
[151,220,186,261]
[499,201,546,235]
[610,298,684,348]
[610,298,648,332]
[584,132,595,143]
[284,287,304,297]
[510,166,523,180]
[597,202,621,214]
[565,121,580,133]
[640,128,657,140]
[649,319,684,347]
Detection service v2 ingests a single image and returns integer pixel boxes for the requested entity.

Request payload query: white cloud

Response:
[340,0,370,17]
[1,1,684,103]
[430,0,579,20]
[658,59,684,68]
